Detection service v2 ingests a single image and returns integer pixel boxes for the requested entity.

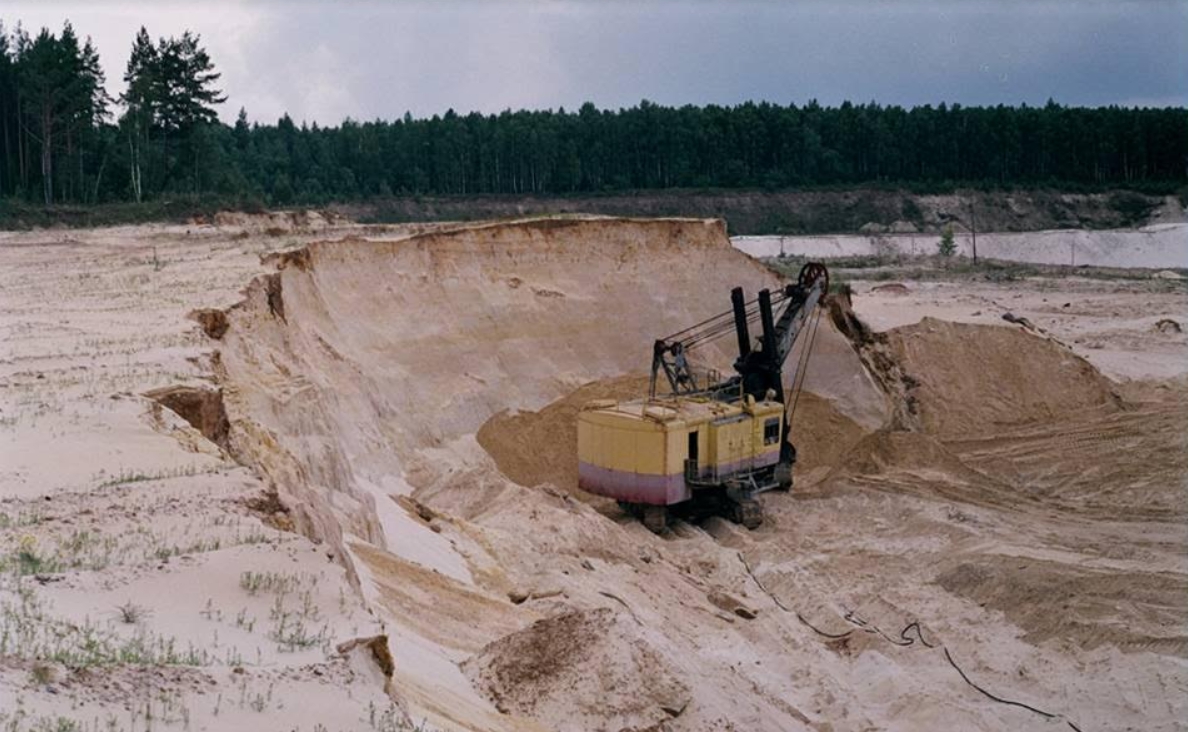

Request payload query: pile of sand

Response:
[786,391,868,476]
[936,557,1188,656]
[462,608,690,731]
[836,429,983,481]
[885,317,1119,437]
[207,209,338,231]
[477,375,650,493]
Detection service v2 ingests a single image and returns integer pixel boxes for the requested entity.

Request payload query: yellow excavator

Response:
[577,263,829,532]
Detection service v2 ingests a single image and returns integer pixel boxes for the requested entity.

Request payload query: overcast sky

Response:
[3,1,1185,126]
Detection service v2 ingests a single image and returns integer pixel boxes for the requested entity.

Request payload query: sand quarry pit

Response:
[2,215,1187,731]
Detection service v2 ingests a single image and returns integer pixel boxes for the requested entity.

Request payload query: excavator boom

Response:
[650,262,830,402]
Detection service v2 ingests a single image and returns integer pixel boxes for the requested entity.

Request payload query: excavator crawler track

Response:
[731,499,764,529]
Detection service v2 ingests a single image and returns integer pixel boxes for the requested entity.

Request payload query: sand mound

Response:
[477,375,650,493]
[815,314,1158,514]
[841,429,979,478]
[462,608,690,730]
[886,317,1119,437]
[786,391,868,475]
[948,400,1188,520]
[936,557,1188,656]
[818,429,1021,512]
[208,209,338,231]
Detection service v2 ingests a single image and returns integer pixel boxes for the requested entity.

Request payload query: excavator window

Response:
[763,419,780,445]
[688,431,699,461]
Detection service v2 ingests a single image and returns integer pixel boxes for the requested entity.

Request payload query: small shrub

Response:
[30,663,56,685]
[17,548,45,574]
[116,601,150,624]
[11,536,58,576]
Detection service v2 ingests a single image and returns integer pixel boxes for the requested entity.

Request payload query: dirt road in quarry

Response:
[2,215,1186,732]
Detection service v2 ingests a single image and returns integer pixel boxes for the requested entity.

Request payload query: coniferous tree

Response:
[119,27,225,197]
[120,26,157,201]
[938,226,956,257]
[14,23,106,204]
[18,27,66,203]
[0,23,19,197]
[59,29,110,202]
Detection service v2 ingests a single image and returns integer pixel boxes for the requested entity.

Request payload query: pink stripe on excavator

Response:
[578,452,780,506]
[577,462,690,505]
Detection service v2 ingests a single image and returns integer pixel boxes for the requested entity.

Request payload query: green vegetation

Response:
[115,600,150,624]
[0,583,213,667]
[938,226,956,257]
[0,18,1185,217]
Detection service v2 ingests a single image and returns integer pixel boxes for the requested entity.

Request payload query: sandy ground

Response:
[849,277,1188,382]
[2,214,1186,732]
[0,217,405,732]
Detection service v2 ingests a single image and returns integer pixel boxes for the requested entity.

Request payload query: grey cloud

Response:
[3,0,1185,126]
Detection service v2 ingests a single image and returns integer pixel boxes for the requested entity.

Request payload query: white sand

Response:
[734,223,1188,268]
[0,221,394,732]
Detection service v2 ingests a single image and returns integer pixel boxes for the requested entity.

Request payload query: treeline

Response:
[1,19,1186,208]
[240,102,1186,201]
[0,22,108,205]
